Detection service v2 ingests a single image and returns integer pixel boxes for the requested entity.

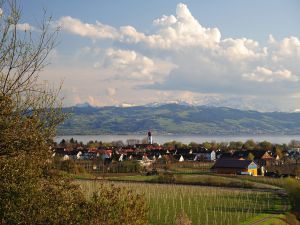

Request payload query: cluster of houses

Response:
[54,132,300,177]
[54,144,215,164]
[212,149,275,176]
[54,141,294,176]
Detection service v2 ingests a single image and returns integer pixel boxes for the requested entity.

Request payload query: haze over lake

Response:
[56,134,300,145]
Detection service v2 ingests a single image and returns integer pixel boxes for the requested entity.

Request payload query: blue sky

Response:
[23,1,300,42]
[17,1,300,111]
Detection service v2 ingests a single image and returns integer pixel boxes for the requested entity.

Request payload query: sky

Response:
[17,1,300,111]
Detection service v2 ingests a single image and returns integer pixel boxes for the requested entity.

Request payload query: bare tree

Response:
[0,2,149,225]
[0,0,64,140]
[0,0,58,94]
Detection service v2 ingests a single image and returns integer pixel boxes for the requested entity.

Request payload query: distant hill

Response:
[58,104,300,135]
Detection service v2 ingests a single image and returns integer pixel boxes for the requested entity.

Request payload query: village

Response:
[54,132,300,178]
[2,0,300,224]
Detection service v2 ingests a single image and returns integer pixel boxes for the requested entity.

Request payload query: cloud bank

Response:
[49,3,300,111]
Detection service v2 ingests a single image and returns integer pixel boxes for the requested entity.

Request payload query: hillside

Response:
[58,104,300,135]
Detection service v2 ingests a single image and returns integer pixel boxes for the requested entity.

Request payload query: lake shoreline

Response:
[56,134,300,144]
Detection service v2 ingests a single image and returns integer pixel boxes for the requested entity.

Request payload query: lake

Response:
[55,134,300,145]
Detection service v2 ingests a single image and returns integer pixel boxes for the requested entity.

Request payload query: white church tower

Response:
[148,131,153,144]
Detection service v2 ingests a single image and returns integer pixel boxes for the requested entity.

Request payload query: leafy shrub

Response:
[85,183,148,225]
[173,211,192,225]
[284,178,300,219]
[117,160,141,173]
[55,159,86,174]
[0,83,148,225]
[0,155,87,225]
[154,172,175,183]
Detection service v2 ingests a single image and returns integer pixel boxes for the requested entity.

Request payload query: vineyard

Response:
[78,180,287,225]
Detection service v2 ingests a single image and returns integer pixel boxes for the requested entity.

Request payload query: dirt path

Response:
[247,190,290,225]
[248,215,278,225]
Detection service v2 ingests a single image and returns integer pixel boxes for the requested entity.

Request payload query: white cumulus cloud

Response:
[153,15,177,26]
[119,26,145,44]
[100,48,176,83]
[106,87,117,97]
[242,67,299,82]
[145,3,221,49]
[57,16,119,39]
[269,36,300,65]
[49,3,300,111]
[220,38,267,61]
[16,23,33,31]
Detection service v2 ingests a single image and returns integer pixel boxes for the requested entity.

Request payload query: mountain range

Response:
[58,103,300,135]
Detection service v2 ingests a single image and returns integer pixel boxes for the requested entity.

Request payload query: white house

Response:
[179,155,184,162]
[195,150,216,161]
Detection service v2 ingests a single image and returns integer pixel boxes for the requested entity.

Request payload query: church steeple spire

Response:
[147,131,153,144]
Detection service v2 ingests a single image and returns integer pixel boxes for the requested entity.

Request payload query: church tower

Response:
[147,131,153,144]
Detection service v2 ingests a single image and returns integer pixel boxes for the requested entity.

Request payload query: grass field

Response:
[107,174,281,190]
[77,180,288,225]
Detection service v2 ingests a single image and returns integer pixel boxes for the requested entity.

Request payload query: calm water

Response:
[55,134,300,145]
